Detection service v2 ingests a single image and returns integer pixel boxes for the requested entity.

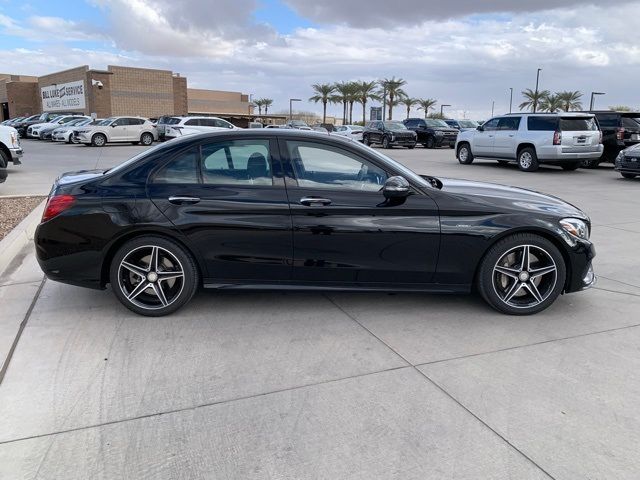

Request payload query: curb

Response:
[0,199,46,277]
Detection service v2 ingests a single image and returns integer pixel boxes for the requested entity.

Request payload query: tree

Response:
[380,77,407,120]
[557,91,583,112]
[309,84,336,123]
[519,88,550,112]
[609,105,632,112]
[539,94,564,113]
[262,98,273,114]
[400,98,418,119]
[333,82,354,124]
[253,99,265,115]
[355,80,379,124]
[417,98,437,119]
[344,81,360,124]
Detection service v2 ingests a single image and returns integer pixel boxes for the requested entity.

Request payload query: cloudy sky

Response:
[0,0,638,120]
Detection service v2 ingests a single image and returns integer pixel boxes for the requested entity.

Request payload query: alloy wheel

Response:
[459,147,468,162]
[117,245,185,310]
[492,244,557,309]
[519,152,532,169]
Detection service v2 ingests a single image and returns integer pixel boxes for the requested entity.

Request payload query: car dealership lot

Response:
[1,140,640,478]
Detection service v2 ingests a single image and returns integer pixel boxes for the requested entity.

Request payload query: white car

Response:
[51,118,95,143]
[0,125,23,168]
[333,124,364,141]
[75,117,157,147]
[164,116,237,140]
[26,115,85,139]
[456,112,603,172]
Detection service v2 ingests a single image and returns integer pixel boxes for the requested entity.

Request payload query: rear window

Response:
[621,116,640,129]
[560,117,598,131]
[527,116,558,131]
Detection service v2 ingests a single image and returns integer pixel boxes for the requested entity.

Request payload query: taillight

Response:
[42,194,75,222]
[616,127,625,140]
[553,130,562,145]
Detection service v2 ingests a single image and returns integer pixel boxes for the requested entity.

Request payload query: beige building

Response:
[0,73,39,119]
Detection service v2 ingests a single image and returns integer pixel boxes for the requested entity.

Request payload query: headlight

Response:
[435,131,444,136]
[560,218,589,240]
[10,131,18,147]
[615,151,625,164]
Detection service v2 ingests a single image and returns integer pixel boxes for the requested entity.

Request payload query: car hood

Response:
[623,143,640,155]
[436,177,587,219]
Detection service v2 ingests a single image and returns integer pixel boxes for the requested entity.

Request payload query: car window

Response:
[129,118,145,125]
[201,139,273,186]
[595,114,619,128]
[621,116,640,129]
[560,117,598,131]
[527,116,558,131]
[482,118,500,131]
[286,140,388,192]
[111,118,125,127]
[214,119,233,128]
[153,147,199,184]
[497,117,521,130]
[185,118,200,126]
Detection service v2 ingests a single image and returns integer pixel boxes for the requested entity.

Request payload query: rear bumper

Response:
[538,145,603,161]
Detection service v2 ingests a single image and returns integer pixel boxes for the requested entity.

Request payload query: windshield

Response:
[384,121,407,131]
[458,120,478,128]
[622,116,640,129]
[425,119,449,128]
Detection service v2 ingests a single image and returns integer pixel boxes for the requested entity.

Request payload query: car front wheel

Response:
[517,147,539,172]
[382,136,391,149]
[477,233,566,315]
[621,172,637,179]
[457,143,474,164]
[109,236,199,316]
[425,136,435,149]
[92,133,107,147]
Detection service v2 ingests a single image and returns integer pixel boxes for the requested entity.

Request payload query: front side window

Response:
[213,119,233,128]
[482,118,500,131]
[153,147,199,184]
[287,140,388,192]
[201,139,273,185]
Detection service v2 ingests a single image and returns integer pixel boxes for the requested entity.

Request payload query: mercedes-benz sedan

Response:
[35,130,596,316]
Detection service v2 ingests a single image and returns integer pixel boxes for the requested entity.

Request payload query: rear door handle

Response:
[168,196,201,205]
[300,197,332,206]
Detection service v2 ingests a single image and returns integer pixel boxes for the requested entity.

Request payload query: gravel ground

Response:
[0,196,46,240]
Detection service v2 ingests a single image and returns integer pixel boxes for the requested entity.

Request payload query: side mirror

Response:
[476,125,484,131]
[383,176,411,199]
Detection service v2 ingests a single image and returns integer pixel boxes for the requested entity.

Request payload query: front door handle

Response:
[168,196,201,205]
[300,197,332,206]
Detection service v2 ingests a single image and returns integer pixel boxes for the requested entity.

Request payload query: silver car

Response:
[75,116,157,147]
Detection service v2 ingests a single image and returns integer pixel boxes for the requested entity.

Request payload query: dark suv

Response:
[580,111,640,167]
[403,118,459,149]
[362,121,417,149]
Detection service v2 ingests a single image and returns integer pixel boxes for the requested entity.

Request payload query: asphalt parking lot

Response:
[1,139,640,479]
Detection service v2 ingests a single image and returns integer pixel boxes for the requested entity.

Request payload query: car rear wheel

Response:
[517,147,539,172]
[621,173,637,179]
[457,143,474,164]
[141,132,154,146]
[92,133,107,147]
[561,162,580,171]
[109,236,199,316]
[477,233,566,315]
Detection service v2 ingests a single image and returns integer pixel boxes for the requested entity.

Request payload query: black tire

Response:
[91,133,107,147]
[425,136,435,149]
[517,147,539,172]
[0,149,9,169]
[457,143,474,164]
[497,160,510,166]
[407,144,415,149]
[140,132,154,146]
[109,235,199,317]
[561,162,580,171]
[477,233,566,315]
[363,135,370,146]
[382,136,391,149]
[621,173,637,179]
[580,157,600,169]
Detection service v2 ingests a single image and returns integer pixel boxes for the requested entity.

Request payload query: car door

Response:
[126,118,144,140]
[280,138,440,285]
[109,118,129,141]
[473,118,499,156]
[493,117,521,158]
[146,136,293,282]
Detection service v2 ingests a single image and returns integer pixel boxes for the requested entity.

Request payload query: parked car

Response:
[156,116,181,140]
[2,117,25,127]
[0,125,23,168]
[456,113,603,172]
[265,125,288,129]
[333,124,364,142]
[287,120,309,129]
[580,111,640,168]
[445,119,480,132]
[403,118,459,148]
[74,117,157,147]
[363,121,417,148]
[17,112,80,137]
[35,129,596,316]
[614,144,640,179]
[52,118,96,143]
[38,116,91,140]
[12,114,41,137]
[164,116,236,140]
[27,115,85,139]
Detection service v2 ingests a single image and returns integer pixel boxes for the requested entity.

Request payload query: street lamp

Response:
[533,68,542,113]
[590,92,605,111]
[289,98,301,122]
[440,104,451,116]
[509,87,513,114]
[491,100,495,117]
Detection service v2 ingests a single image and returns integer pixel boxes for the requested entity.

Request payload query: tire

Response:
[580,157,600,169]
[425,136,435,149]
[363,135,370,146]
[407,144,415,149]
[477,233,566,315]
[140,132,154,146]
[91,133,107,147]
[457,143,474,164]
[561,162,580,171]
[0,149,8,169]
[621,173,637,179]
[382,136,391,149]
[109,235,199,317]
[517,147,539,172]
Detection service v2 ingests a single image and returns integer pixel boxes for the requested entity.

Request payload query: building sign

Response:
[41,80,86,111]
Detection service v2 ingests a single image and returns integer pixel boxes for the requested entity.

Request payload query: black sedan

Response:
[35,130,596,316]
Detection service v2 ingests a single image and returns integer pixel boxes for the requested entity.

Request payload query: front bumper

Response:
[435,134,457,146]
[9,147,23,164]
[615,155,640,174]
[565,239,596,293]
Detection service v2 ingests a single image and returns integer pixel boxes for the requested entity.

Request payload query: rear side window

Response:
[201,139,273,186]
[560,117,598,131]
[127,118,144,125]
[595,114,619,128]
[185,119,200,126]
[621,116,640,129]
[153,147,199,184]
[527,116,558,131]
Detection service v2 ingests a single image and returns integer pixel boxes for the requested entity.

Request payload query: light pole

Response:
[491,100,495,117]
[509,88,513,114]
[590,92,605,111]
[289,98,301,123]
[533,68,542,113]
[440,104,451,117]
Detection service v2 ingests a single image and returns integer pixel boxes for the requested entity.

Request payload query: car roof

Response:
[164,127,355,146]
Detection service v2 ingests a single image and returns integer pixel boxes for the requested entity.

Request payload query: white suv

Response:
[456,113,603,171]
[75,117,157,147]
[164,116,236,140]
[0,125,23,168]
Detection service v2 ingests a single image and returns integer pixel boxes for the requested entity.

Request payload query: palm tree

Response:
[355,80,379,124]
[540,94,564,113]
[519,88,550,112]
[309,84,336,123]
[380,77,407,120]
[262,98,273,114]
[400,98,418,119]
[254,99,265,115]
[333,82,353,124]
[344,82,361,124]
[557,91,583,112]
[417,98,437,119]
